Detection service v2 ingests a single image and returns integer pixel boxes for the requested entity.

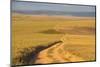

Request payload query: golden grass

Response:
[12,13,95,65]
[61,35,95,61]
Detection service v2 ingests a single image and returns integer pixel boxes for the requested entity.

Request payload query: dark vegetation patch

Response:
[12,41,62,66]
[39,27,95,35]
[39,29,64,34]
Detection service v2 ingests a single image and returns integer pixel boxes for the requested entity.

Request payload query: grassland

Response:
[12,13,95,65]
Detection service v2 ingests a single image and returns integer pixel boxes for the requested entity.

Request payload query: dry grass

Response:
[61,35,95,61]
[12,13,95,65]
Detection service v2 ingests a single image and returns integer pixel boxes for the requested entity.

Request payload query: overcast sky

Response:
[12,1,95,12]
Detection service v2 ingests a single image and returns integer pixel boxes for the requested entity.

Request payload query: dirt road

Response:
[34,39,84,64]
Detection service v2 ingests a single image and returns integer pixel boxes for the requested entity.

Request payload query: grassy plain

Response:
[12,13,95,65]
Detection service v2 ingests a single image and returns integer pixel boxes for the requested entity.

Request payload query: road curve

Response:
[34,41,84,64]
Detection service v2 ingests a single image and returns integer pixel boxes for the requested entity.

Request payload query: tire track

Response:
[49,43,69,63]
[34,41,85,64]
[34,42,63,64]
[60,43,84,62]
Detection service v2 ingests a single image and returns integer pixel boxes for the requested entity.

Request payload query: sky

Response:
[12,1,95,12]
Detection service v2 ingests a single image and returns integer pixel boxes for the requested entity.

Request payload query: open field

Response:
[12,13,95,65]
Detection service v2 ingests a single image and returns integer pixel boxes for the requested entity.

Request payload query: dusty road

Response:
[34,37,85,64]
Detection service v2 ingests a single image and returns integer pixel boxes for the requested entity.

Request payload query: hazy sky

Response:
[12,1,95,12]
